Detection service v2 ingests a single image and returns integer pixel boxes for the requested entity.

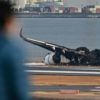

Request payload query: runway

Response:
[26,63,100,99]
[26,63,100,76]
[30,85,100,92]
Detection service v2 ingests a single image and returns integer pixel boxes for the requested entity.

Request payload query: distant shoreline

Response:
[15,13,100,18]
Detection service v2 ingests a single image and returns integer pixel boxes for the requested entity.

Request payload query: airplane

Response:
[20,29,100,66]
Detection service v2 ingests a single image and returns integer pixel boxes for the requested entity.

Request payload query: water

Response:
[17,18,100,61]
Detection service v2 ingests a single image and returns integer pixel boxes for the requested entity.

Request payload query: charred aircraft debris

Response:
[20,29,100,66]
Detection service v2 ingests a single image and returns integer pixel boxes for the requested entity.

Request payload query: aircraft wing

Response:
[20,28,73,53]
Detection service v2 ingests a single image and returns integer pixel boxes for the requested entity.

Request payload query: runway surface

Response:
[30,85,100,92]
[26,63,100,76]
[26,63,100,99]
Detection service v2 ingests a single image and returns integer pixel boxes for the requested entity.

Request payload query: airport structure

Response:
[22,0,100,14]
[25,0,64,13]
[10,0,100,14]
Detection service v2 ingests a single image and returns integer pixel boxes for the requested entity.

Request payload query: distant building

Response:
[27,0,38,4]
[11,0,26,9]
[82,5,100,14]
[32,0,63,5]
[24,0,64,13]
[77,8,82,13]
[95,5,100,13]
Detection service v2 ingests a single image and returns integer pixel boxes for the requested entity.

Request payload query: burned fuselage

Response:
[20,29,100,66]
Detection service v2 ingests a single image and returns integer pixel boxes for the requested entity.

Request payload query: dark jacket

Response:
[0,33,29,100]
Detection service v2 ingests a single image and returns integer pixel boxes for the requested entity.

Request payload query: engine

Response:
[44,53,61,65]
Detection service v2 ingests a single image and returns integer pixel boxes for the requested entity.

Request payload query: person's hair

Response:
[0,0,14,30]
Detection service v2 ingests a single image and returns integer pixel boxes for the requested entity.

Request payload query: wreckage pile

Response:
[20,29,100,66]
[70,47,100,66]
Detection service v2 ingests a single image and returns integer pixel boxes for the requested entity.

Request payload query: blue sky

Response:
[64,0,100,7]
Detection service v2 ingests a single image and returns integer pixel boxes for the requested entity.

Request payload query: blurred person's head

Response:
[0,0,15,35]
